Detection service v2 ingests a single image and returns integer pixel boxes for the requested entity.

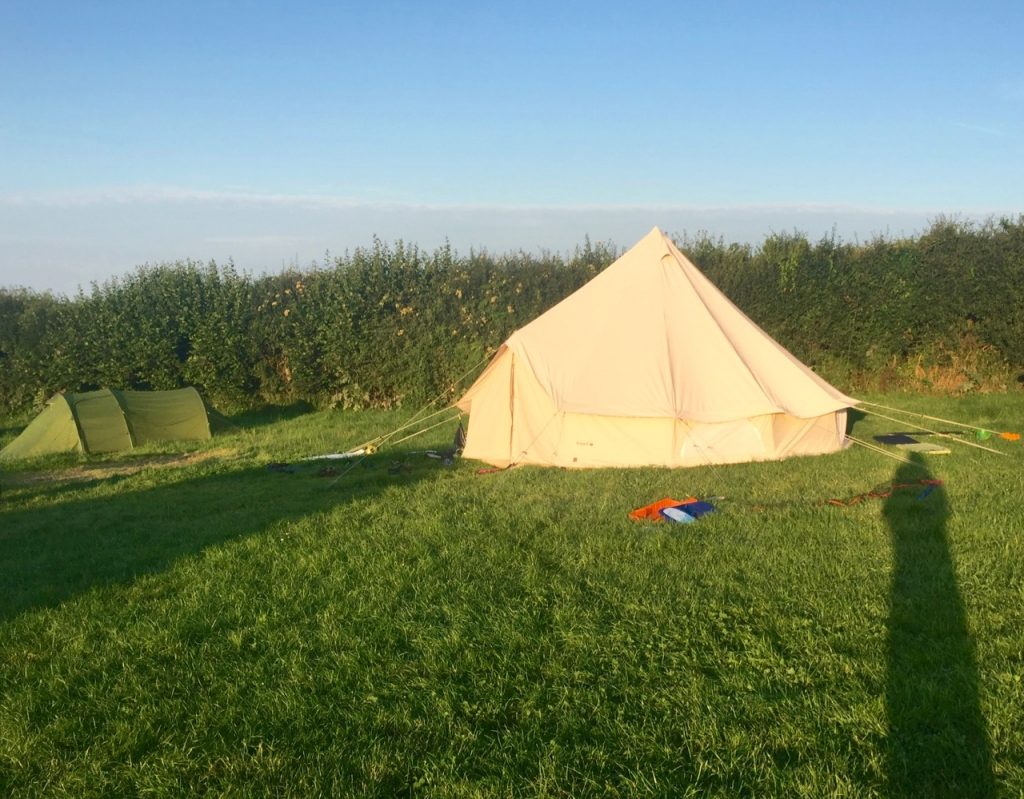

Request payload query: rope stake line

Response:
[364,404,459,450]
[346,353,490,455]
[826,478,944,507]
[858,400,1020,440]
[326,414,462,488]
[845,435,915,464]
[321,357,487,487]
[856,406,1006,455]
[386,414,462,449]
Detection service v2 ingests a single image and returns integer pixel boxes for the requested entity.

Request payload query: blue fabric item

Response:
[659,500,716,523]
[681,500,716,518]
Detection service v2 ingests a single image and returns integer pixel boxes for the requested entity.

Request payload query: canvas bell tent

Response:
[0,387,212,461]
[456,227,857,469]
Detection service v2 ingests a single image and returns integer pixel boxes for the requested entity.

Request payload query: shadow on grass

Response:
[0,451,436,623]
[883,453,994,798]
[1,422,27,438]
[212,401,315,432]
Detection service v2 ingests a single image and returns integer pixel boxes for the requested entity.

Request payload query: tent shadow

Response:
[0,454,431,623]
[883,453,995,797]
[1,422,27,438]
[215,401,316,431]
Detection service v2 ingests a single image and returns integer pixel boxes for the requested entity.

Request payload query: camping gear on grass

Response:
[873,433,919,445]
[629,496,698,521]
[873,433,952,455]
[659,500,717,523]
[894,442,951,455]
[858,401,1015,456]
[629,496,716,523]
[0,387,212,460]
[456,227,857,469]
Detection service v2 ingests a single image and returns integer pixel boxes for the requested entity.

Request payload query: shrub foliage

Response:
[1,218,1022,415]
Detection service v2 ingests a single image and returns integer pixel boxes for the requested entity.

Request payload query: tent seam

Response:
[109,389,137,449]
[665,237,786,417]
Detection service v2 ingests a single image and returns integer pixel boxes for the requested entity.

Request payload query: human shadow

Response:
[0,448,439,622]
[883,453,995,797]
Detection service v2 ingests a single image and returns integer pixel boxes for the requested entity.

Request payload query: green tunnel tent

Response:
[0,387,212,461]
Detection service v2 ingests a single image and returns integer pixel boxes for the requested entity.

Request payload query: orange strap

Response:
[629,497,698,522]
[826,479,943,507]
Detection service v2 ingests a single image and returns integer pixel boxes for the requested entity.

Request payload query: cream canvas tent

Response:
[456,227,857,469]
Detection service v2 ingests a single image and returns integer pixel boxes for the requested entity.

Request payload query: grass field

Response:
[2,394,1023,797]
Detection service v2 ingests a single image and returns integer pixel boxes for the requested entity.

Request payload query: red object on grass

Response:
[629,496,698,522]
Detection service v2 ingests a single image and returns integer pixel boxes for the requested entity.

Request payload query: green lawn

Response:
[1,394,1023,797]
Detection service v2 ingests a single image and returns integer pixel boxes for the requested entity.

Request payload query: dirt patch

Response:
[5,447,238,487]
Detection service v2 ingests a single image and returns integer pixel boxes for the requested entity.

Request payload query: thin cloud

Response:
[996,80,1024,102]
[0,186,372,209]
[204,234,318,247]
[3,194,1016,295]
[0,184,972,218]
[954,121,1009,137]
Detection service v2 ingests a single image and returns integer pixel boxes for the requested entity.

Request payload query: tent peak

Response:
[643,226,678,254]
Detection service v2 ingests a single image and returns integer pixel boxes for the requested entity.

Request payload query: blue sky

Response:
[2,1,1022,293]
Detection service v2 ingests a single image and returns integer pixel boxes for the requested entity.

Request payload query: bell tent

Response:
[456,227,857,469]
[0,387,212,461]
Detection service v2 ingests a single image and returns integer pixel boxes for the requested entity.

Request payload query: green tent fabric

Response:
[0,387,212,461]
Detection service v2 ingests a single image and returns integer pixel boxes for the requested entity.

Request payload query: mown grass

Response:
[1,394,1023,797]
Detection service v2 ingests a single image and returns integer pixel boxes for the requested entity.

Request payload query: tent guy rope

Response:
[351,354,490,454]
[856,406,1005,455]
[858,400,1020,440]
[845,435,915,464]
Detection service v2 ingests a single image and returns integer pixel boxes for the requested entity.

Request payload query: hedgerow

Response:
[0,238,610,414]
[1,218,1021,416]
[692,216,1024,392]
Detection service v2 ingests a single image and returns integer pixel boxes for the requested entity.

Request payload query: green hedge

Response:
[690,216,1024,389]
[0,239,610,415]
[1,218,1022,416]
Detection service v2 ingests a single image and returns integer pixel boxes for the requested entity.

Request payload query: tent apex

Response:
[644,226,677,250]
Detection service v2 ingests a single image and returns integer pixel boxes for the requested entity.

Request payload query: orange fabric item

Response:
[629,496,698,522]
[999,432,1021,441]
